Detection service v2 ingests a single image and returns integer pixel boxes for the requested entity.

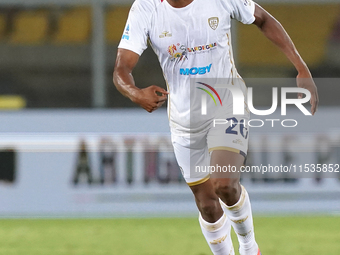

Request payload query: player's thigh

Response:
[207,114,249,181]
[210,150,244,180]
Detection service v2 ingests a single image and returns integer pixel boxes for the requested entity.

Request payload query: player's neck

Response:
[166,0,194,8]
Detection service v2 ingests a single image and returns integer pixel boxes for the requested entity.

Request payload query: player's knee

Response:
[199,199,220,218]
[213,179,239,200]
[194,192,220,218]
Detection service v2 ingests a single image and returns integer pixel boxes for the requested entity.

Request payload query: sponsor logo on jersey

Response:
[167,42,217,62]
[187,42,217,53]
[168,44,188,62]
[180,64,212,75]
[159,31,172,38]
[208,17,219,30]
[122,24,130,40]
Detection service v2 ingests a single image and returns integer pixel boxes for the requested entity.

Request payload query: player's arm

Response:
[113,48,169,113]
[253,4,319,115]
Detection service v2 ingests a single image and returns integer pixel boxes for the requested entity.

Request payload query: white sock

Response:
[220,185,258,255]
[199,212,235,255]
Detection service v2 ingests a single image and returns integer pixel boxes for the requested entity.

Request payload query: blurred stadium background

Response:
[0,0,340,254]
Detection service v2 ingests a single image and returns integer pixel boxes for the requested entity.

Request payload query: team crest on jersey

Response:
[167,44,188,62]
[208,17,219,30]
[159,31,172,38]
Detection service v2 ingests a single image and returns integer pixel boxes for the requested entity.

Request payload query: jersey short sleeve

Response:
[118,0,154,56]
[228,0,256,25]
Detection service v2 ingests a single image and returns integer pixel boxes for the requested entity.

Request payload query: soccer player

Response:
[113,0,319,254]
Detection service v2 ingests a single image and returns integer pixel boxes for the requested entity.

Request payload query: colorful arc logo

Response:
[196,82,223,106]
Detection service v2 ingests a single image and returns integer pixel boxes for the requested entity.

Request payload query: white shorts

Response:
[171,114,250,186]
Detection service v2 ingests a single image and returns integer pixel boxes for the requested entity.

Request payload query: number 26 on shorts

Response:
[225,117,248,139]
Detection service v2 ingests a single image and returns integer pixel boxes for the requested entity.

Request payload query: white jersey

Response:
[118,0,255,133]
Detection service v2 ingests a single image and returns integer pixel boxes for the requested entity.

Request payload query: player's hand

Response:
[296,72,319,115]
[132,85,169,113]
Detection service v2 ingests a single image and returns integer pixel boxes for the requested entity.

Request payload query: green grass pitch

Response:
[0,216,339,255]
